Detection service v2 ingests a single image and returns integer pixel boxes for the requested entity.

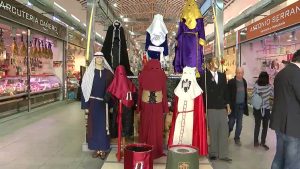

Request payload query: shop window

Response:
[0,23,28,97]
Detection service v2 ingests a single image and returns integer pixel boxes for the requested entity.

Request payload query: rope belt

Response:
[89,96,109,135]
[178,110,194,113]
[90,96,104,101]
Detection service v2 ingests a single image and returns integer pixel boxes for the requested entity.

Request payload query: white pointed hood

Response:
[146,14,168,46]
[174,67,203,100]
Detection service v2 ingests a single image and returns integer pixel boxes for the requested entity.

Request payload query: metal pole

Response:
[86,0,97,62]
[82,0,97,152]
[62,28,68,100]
[27,29,31,112]
[213,0,224,63]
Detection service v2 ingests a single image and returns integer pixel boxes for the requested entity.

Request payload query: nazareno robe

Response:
[81,69,113,151]
[107,65,137,138]
[138,60,169,159]
[173,18,205,74]
[145,32,168,60]
[168,96,208,156]
[101,22,133,75]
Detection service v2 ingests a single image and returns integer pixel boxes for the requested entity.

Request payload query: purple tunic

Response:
[173,18,205,73]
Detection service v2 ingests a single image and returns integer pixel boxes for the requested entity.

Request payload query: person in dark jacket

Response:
[198,57,232,162]
[270,49,300,169]
[228,67,249,146]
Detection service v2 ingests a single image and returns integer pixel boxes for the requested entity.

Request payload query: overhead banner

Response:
[246,0,300,41]
[0,0,67,40]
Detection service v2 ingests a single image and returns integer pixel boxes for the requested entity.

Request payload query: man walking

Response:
[199,57,232,162]
[228,67,249,146]
[270,49,300,169]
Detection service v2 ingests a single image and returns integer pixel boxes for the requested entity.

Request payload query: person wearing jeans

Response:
[253,108,270,149]
[228,67,249,146]
[252,72,273,150]
[270,50,300,169]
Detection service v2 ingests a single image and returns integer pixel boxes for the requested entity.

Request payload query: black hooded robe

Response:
[101,23,133,75]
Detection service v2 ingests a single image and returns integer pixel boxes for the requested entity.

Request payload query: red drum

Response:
[124,144,153,169]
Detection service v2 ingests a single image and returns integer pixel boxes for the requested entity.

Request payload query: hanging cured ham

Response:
[20,35,27,57]
[11,37,19,57]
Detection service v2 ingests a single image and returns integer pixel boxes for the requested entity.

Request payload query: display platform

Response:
[102,148,213,169]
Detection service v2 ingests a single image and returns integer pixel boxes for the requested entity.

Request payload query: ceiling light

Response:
[125,24,128,27]
[53,16,60,22]
[16,34,21,36]
[96,32,100,37]
[54,2,67,12]
[83,23,86,27]
[120,15,124,18]
[22,31,27,34]
[123,18,129,22]
[113,3,117,7]
[71,14,80,22]
[26,1,32,7]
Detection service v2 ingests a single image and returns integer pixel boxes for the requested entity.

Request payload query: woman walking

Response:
[252,72,273,150]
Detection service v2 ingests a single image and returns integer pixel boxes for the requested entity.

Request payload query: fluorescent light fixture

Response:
[123,18,128,22]
[27,1,32,7]
[113,3,117,7]
[16,34,21,36]
[22,31,27,34]
[54,2,67,12]
[71,14,80,22]
[240,31,246,35]
[53,16,60,22]
[120,15,124,18]
[96,32,101,37]
[125,24,128,27]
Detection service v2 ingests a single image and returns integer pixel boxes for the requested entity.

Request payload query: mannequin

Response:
[173,0,206,75]
[106,65,136,161]
[138,60,169,159]
[81,52,114,159]
[101,20,133,75]
[168,67,208,155]
[145,14,169,69]
[198,57,232,161]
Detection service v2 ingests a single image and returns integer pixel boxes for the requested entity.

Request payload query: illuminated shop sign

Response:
[0,0,66,39]
[246,1,300,41]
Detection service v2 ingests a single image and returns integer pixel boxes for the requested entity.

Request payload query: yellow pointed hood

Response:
[181,0,203,29]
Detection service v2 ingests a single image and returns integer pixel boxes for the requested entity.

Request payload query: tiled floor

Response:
[0,102,276,169]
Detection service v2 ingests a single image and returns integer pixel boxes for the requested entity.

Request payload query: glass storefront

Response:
[0,0,68,118]
[240,25,300,87]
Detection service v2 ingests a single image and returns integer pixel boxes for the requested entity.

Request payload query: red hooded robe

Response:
[138,60,168,159]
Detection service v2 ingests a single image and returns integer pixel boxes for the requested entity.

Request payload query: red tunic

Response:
[168,95,208,156]
[137,60,168,159]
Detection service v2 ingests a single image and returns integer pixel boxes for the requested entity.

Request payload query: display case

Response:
[30,74,61,93]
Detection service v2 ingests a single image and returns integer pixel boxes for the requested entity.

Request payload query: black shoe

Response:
[209,156,217,161]
[235,139,242,146]
[219,157,232,163]
[261,144,269,151]
[254,142,259,147]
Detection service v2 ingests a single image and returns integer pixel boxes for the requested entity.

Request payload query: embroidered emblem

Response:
[178,162,190,169]
[152,34,161,40]
[149,91,157,103]
[181,79,191,92]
